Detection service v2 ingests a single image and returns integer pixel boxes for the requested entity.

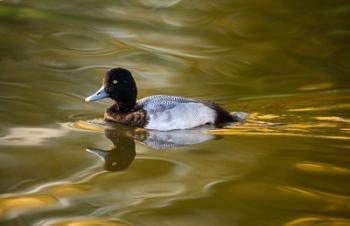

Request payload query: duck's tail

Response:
[211,102,248,127]
[231,112,249,123]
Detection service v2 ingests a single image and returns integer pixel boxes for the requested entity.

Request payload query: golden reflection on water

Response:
[48,184,92,197]
[288,104,350,112]
[277,185,350,208]
[299,82,334,91]
[295,162,350,175]
[208,94,350,141]
[70,120,106,133]
[47,218,130,226]
[314,116,350,123]
[0,183,95,220]
[284,216,350,226]
[0,195,57,219]
[341,128,350,133]
[207,115,350,140]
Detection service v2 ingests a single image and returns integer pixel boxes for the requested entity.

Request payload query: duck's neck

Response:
[115,98,136,112]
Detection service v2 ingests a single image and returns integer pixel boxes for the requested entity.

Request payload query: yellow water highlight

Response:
[295,162,350,175]
[299,82,334,91]
[0,195,58,219]
[284,216,350,226]
[70,119,106,133]
[0,177,97,220]
[49,219,130,226]
[48,184,92,197]
[207,113,350,140]
[252,114,280,120]
[314,116,350,123]
[208,130,350,140]
[341,128,350,134]
[287,103,350,112]
[277,185,350,211]
[0,172,96,219]
[285,123,339,129]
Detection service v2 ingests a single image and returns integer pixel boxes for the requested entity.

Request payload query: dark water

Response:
[1,1,350,225]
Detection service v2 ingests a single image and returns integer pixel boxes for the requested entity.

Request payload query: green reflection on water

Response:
[0,0,350,225]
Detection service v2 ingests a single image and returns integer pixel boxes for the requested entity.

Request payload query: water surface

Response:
[0,0,350,225]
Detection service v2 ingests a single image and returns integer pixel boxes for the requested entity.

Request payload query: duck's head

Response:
[85,68,137,111]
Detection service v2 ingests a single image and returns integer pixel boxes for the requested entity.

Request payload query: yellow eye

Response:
[112,80,118,84]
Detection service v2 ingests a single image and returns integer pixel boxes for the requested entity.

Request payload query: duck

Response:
[85,68,242,131]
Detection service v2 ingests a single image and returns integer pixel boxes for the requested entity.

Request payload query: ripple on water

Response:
[283,216,350,226]
[67,113,103,122]
[208,93,350,141]
[51,32,110,52]
[47,184,92,198]
[134,0,182,8]
[40,218,131,226]
[0,127,69,146]
[100,25,223,59]
[65,119,107,133]
[295,162,350,175]
[0,195,58,220]
[129,182,186,198]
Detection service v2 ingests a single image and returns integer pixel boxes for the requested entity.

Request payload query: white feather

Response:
[144,102,217,131]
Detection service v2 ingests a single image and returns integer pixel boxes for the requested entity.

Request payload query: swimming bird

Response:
[85,68,242,131]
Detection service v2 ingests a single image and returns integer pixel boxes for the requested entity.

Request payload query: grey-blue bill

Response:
[85,86,108,102]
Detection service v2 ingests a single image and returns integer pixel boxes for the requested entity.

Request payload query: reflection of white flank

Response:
[141,129,215,149]
[0,127,68,146]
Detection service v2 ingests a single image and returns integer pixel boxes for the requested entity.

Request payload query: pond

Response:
[0,1,350,225]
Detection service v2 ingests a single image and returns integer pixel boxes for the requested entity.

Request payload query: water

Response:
[0,0,350,225]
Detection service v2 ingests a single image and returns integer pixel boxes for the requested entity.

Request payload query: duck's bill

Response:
[85,86,109,102]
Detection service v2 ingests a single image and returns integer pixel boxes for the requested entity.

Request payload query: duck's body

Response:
[104,95,236,131]
[86,68,240,131]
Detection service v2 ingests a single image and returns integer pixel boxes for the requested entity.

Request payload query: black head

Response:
[85,68,138,112]
[104,68,135,97]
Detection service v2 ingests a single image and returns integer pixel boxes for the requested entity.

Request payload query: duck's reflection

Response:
[86,128,136,171]
[87,126,217,171]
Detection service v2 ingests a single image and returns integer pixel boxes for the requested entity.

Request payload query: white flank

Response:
[145,102,216,131]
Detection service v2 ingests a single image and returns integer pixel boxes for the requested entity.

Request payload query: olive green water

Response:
[1,1,350,225]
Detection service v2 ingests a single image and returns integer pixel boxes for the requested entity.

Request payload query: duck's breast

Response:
[144,101,217,131]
